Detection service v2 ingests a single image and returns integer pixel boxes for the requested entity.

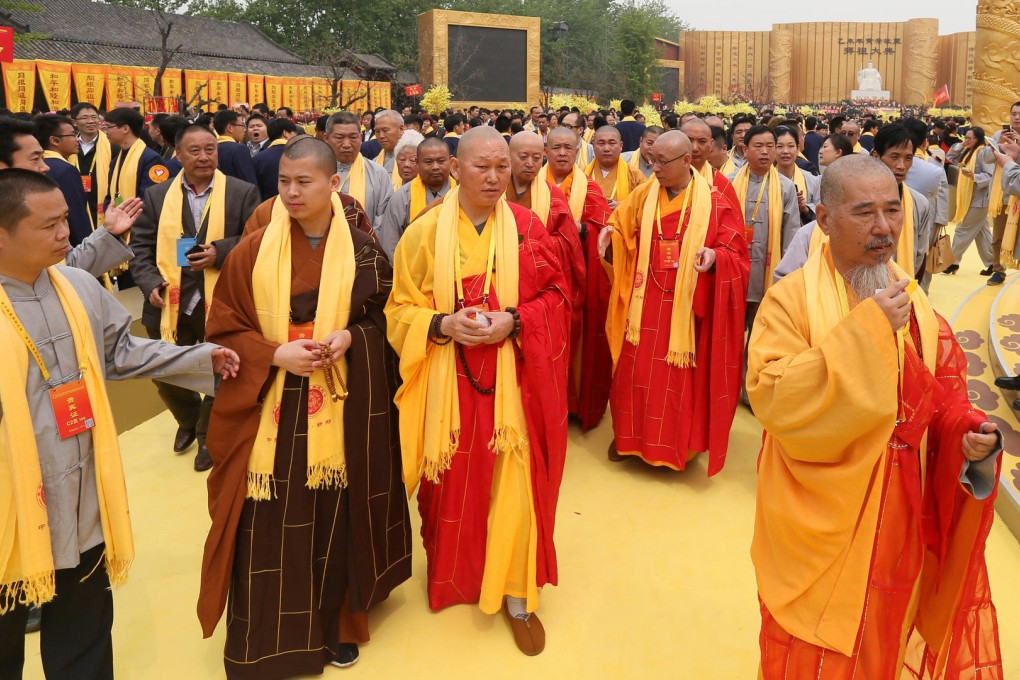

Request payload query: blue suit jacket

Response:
[615,119,646,153]
[361,139,381,160]
[217,141,258,188]
[46,157,93,246]
[803,131,824,168]
[166,157,183,179]
[107,145,171,205]
[253,144,285,199]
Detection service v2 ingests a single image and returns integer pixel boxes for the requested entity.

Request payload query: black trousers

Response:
[146,307,213,444]
[0,544,114,680]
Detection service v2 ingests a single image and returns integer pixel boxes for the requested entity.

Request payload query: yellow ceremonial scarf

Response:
[585,158,632,202]
[628,150,644,171]
[781,165,808,197]
[248,193,356,500]
[720,157,736,177]
[216,135,234,144]
[731,165,784,290]
[952,144,985,225]
[341,153,367,208]
[526,176,552,226]
[72,133,112,226]
[899,187,917,277]
[914,148,930,161]
[155,171,227,341]
[392,187,528,486]
[697,162,715,185]
[375,149,403,191]
[1000,195,1020,269]
[268,138,287,148]
[576,142,591,168]
[853,142,863,154]
[539,165,586,222]
[409,177,456,223]
[989,165,1005,218]
[108,138,147,203]
[583,128,594,144]
[626,173,712,367]
[0,268,132,612]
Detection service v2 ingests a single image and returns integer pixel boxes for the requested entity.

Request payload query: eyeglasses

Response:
[650,155,687,167]
[567,124,585,130]
[52,133,78,138]
[75,116,101,123]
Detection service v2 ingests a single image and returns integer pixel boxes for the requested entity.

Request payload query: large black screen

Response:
[447,25,528,102]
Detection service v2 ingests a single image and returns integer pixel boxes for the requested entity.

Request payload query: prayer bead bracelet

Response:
[320,344,349,401]
[428,313,452,345]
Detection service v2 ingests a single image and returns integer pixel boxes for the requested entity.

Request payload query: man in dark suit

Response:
[212,109,258,187]
[253,117,297,199]
[802,116,825,168]
[35,114,93,246]
[129,123,259,471]
[615,99,646,152]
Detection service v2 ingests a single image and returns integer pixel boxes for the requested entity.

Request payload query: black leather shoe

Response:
[980,266,995,276]
[942,264,959,275]
[988,272,1007,286]
[995,375,1020,390]
[174,428,197,453]
[25,605,41,633]
[194,444,213,472]
[329,643,360,668]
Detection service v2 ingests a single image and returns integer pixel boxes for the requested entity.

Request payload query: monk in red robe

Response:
[540,126,614,430]
[748,155,1002,678]
[681,118,741,212]
[199,138,411,677]
[599,130,749,473]
[386,127,570,657]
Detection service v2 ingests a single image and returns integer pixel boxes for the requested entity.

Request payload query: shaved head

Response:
[680,118,711,137]
[820,153,895,209]
[509,131,544,153]
[593,125,621,142]
[418,136,449,155]
[654,130,693,156]
[283,136,337,177]
[547,127,577,146]
[456,126,509,160]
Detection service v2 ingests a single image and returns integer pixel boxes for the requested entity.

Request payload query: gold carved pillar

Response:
[974,0,1020,131]
[901,19,938,105]
[769,27,793,103]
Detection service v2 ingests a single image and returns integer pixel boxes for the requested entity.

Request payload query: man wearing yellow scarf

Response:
[128,124,259,472]
[748,154,1003,678]
[542,127,615,431]
[198,138,411,673]
[987,102,1020,285]
[324,111,393,225]
[101,108,170,216]
[680,118,742,212]
[558,112,594,169]
[622,126,662,179]
[70,103,110,227]
[586,125,646,210]
[944,128,995,274]
[385,127,571,657]
[36,114,94,245]
[376,137,455,260]
[597,130,749,473]
[211,110,257,186]
[370,110,405,191]
[727,125,801,333]
[0,168,237,677]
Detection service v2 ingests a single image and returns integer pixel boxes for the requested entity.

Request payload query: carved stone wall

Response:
[901,19,939,105]
[768,27,793,103]
[974,0,1020,131]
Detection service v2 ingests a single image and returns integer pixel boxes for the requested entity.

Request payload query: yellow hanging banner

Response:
[264,75,282,111]
[184,70,210,110]
[71,63,107,107]
[160,68,182,100]
[228,73,247,107]
[247,74,265,107]
[207,71,229,110]
[132,66,157,111]
[298,78,313,112]
[107,65,135,106]
[36,60,72,112]
[281,78,298,110]
[313,79,331,111]
[2,60,36,113]
[340,80,368,112]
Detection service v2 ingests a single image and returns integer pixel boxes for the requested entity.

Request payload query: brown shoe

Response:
[608,442,623,462]
[502,601,545,656]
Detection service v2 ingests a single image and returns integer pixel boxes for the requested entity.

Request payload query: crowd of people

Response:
[0,92,1013,679]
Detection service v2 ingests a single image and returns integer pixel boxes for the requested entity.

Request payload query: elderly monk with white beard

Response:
[747,154,1003,679]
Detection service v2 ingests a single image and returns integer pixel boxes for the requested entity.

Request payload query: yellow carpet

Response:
[22,242,1020,679]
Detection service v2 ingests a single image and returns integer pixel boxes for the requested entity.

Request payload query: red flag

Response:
[405,84,422,97]
[0,27,13,64]
[933,84,950,106]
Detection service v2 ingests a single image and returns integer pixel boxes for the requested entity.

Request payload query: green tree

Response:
[611,1,661,100]
[2,0,49,43]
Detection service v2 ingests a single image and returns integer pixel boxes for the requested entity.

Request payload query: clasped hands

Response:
[273,330,352,377]
[441,307,515,346]
[596,227,716,271]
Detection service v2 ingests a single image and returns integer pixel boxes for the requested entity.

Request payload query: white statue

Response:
[857,61,883,91]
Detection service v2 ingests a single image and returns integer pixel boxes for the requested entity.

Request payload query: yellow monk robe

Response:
[584,158,645,204]
[748,244,1003,678]
[385,191,571,614]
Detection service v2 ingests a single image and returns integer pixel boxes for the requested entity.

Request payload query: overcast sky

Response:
[676,1,978,36]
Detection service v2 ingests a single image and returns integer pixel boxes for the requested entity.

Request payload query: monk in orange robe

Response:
[599,130,749,472]
[681,118,742,212]
[541,126,614,430]
[385,127,571,657]
[748,155,1003,679]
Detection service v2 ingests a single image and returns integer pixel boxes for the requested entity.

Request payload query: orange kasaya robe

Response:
[385,199,571,612]
[586,158,646,204]
[554,168,614,430]
[605,175,749,473]
[748,245,1002,679]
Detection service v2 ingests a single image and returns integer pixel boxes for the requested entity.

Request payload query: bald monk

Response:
[506,131,585,356]
[539,126,614,429]
[558,112,594,168]
[386,127,571,656]
[748,155,1003,678]
[199,137,412,675]
[680,118,741,212]
[598,131,749,472]
[586,125,646,210]
[622,125,662,179]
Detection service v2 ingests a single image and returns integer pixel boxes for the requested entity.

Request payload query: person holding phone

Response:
[984,101,1020,284]
[128,123,259,471]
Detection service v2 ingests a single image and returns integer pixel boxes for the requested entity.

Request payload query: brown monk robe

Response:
[198,139,411,679]
[242,194,377,240]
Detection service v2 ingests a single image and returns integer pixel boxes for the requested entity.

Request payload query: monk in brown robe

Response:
[198,137,411,678]
[243,192,377,241]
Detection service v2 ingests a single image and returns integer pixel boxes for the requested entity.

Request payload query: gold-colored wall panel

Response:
[973,0,1020,131]
[937,32,976,107]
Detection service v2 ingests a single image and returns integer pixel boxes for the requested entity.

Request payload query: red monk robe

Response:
[606,177,749,473]
[386,200,571,611]
[555,169,614,430]
[707,165,741,214]
[751,271,1002,677]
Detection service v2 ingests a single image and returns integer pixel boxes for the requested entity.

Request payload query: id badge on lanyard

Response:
[50,379,96,439]
[655,239,680,271]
